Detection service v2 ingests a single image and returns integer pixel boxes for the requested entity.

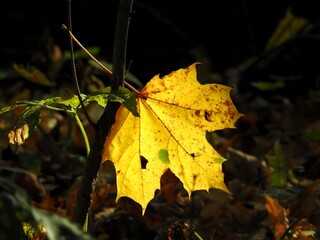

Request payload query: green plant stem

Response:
[194,231,203,240]
[74,111,90,232]
[16,101,74,113]
[74,113,90,156]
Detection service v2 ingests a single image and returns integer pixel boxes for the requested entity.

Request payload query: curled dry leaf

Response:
[8,123,29,145]
[102,63,243,213]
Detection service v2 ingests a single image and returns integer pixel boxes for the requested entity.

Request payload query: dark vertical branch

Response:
[72,0,134,227]
[111,0,133,89]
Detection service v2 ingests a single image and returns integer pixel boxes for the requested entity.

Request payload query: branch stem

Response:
[72,0,134,228]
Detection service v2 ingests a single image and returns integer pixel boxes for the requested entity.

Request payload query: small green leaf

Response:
[83,87,111,108]
[0,105,22,115]
[19,107,42,133]
[110,87,139,117]
[13,64,55,87]
[158,149,170,164]
[251,80,285,91]
[55,95,81,109]
[266,140,287,187]
[266,140,285,168]
[84,94,107,108]
[270,170,287,187]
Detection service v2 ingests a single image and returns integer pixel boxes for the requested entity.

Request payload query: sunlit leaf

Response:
[102,63,243,213]
[7,109,41,145]
[8,123,29,145]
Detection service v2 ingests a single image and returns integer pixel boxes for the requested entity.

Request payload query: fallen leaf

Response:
[102,63,243,213]
[265,194,289,240]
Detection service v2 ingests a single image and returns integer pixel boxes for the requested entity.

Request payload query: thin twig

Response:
[62,24,113,78]
[66,0,96,129]
[61,24,140,95]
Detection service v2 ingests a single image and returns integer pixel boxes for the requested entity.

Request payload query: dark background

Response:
[0,0,293,82]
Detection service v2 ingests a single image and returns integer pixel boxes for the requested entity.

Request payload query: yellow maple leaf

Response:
[102,63,243,213]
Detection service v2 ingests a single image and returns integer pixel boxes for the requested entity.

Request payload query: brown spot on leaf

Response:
[209,85,218,91]
[228,108,235,120]
[195,110,201,116]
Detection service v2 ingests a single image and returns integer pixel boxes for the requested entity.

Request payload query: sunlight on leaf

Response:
[7,109,41,145]
[8,124,29,145]
[102,63,243,213]
[22,222,46,240]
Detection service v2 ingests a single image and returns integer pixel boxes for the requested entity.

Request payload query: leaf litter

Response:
[1,29,320,240]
